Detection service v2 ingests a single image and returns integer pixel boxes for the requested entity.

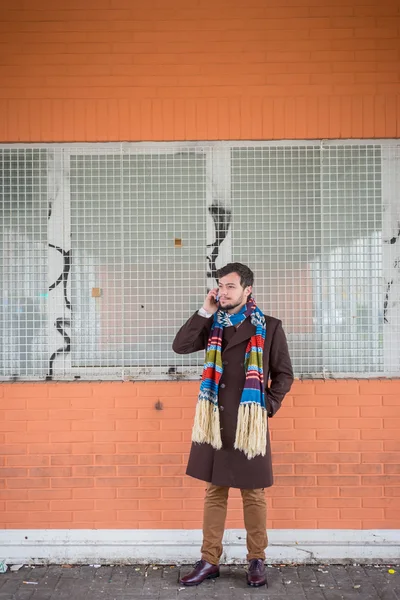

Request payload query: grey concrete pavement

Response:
[0,563,399,600]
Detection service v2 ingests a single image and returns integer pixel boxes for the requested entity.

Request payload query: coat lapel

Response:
[223,316,256,352]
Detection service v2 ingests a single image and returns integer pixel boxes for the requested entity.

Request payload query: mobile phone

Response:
[215,293,220,303]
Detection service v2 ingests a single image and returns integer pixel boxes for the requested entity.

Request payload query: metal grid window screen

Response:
[0,142,399,380]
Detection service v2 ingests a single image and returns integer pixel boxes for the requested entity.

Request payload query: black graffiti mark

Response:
[48,245,72,310]
[206,203,232,281]
[383,226,400,245]
[48,201,52,219]
[383,279,393,323]
[46,318,71,380]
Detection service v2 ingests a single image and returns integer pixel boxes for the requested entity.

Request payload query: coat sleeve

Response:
[265,320,294,417]
[172,312,213,354]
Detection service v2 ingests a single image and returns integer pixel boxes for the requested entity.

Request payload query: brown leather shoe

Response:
[179,559,220,586]
[246,559,268,587]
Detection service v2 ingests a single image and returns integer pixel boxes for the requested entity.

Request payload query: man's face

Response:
[217,272,252,314]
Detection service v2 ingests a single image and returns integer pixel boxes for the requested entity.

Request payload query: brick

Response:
[279,406,314,418]
[340,486,384,498]
[163,487,207,500]
[51,477,94,488]
[1,384,48,398]
[382,395,400,405]
[6,455,49,466]
[96,477,138,487]
[118,488,161,499]
[7,432,49,443]
[49,432,93,443]
[361,429,400,439]
[293,393,328,406]
[94,431,139,442]
[362,406,400,417]
[73,466,117,477]
[314,381,359,395]
[139,431,182,442]
[117,466,160,476]
[318,498,361,508]
[73,488,116,499]
[274,476,315,486]
[339,418,382,429]
[28,420,71,432]
[140,477,183,487]
[7,477,50,488]
[94,408,138,420]
[315,406,359,417]
[272,497,316,509]
[383,418,400,429]
[274,464,294,475]
[29,443,71,454]
[384,464,400,474]
[362,497,399,508]
[340,462,383,474]
[359,380,400,394]
[71,443,115,455]
[362,520,400,528]
[51,455,93,466]
[272,430,316,441]
[317,475,360,486]
[296,508,339,520]
[317,453,360,463]
[340,441,382,452]
[116,419,159,431]
[295,464,338,474]
[48,383,93,397]
[139,454,183,465]
[0,421,27,432]
[29,489,71,500]
[0,490,29,500]
[0,466,27,477]
[294,441,339,452]
[49,409,93,420]
[51,499,95,511]
[317,520,362,529]
[6,500,49,511]
[136,382,182,397]
[141,407,183,420]
[29,467,72,477]
[318,427,361,440]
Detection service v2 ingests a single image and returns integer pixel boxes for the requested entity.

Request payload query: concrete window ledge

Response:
[1,529,399,565]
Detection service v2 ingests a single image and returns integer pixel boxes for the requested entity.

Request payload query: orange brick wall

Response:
[1,381,400,529]
[0,0,399,141]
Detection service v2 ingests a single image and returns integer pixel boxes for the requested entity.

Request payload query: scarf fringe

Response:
[234,403,267,459]
[192,400,222,450]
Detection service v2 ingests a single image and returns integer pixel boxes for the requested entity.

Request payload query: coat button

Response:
[223,361,228,366]
[219,405,224,411]
[220,383,226,388]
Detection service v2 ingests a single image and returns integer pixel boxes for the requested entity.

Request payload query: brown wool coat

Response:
[172,311,294,489]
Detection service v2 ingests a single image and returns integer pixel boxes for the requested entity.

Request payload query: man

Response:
[172,262,294,588]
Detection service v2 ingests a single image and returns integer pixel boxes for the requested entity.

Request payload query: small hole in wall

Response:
[155,400,163,411]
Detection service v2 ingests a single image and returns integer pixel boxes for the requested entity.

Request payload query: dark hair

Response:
[216,262,254,289]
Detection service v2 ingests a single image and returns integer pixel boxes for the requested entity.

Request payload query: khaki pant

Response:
[201,483,268,565]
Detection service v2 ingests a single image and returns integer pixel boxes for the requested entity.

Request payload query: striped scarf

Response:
[192,298,267,460]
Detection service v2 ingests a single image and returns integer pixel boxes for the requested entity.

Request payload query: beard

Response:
[220,294,247,312]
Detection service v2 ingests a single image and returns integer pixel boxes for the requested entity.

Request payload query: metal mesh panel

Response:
[0,149,48,378]
[70,148,207,378]
[0,141,399,380]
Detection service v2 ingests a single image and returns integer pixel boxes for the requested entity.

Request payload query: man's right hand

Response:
[202,288,219,314]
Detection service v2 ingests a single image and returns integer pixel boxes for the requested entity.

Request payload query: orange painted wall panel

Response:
[0,0,399,141]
